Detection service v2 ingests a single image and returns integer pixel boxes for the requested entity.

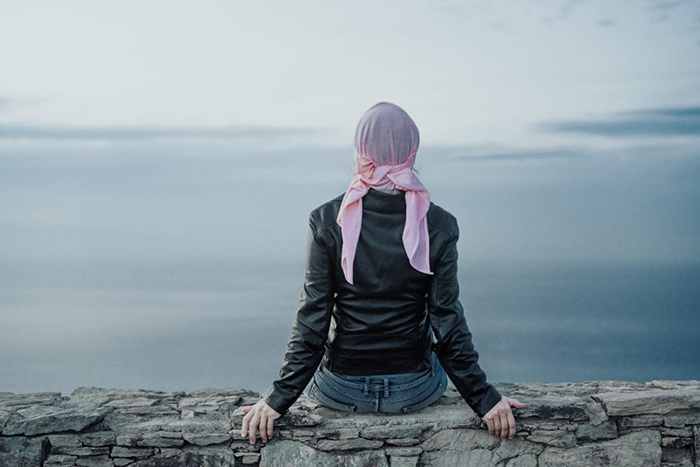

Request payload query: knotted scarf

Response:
[336,102,433,285]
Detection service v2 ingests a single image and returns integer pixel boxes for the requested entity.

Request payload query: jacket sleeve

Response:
[261,212,335,416]
[427,223,502,419]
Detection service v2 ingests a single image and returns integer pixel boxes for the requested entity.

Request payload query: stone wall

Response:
[1,380,699,467]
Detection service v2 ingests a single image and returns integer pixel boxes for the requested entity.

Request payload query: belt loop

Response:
[384,378,389,397]
[430,364,435,377]
[364,377,369,395]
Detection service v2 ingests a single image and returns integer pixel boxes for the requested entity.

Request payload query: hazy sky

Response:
[1,0,699,143]
[1,0,699,265]
[1,0,700,395]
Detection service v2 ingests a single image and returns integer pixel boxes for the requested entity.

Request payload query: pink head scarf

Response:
[336,101,433,285]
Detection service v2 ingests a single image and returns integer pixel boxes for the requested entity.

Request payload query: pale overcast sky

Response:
[1,0,699,146]
[2,0,700,394]
[1,0,699,264]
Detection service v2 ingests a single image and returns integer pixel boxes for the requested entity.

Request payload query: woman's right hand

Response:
[482,395,526,439]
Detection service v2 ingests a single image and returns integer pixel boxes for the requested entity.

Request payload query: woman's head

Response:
[353,102,420,168]
[337,101,433,285]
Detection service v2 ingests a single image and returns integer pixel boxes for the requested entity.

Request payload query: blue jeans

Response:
[306,352,448,413]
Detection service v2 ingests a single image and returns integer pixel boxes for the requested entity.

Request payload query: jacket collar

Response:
[362,187,406,212]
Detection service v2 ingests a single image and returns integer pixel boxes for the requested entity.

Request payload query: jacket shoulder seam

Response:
[316,218,339,236]
[427,221,456,238]
[311,198,343,236]
[427,202,459,238]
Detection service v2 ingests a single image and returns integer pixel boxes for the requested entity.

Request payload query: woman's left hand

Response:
[240,399,282,444]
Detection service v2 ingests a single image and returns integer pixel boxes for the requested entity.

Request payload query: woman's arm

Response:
[427,219,503,419]
[261,211,335,416]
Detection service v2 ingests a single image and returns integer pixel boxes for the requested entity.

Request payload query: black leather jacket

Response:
[262,188,502,418]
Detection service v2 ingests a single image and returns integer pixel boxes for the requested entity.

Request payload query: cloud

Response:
[535,105,700,137]
[597,18,616,28]
[539,0,594,26]
[423,141,700,164]
[0,124,325,141]
[651,0,695,11]
[536,0,700,36]
[425,144,588,162]
[619,106,700,119]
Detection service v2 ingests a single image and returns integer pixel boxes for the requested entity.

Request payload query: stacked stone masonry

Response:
[1,380,699,466]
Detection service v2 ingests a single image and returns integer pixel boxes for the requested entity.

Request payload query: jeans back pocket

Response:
[400,369,448,413]
[309,382,357,412]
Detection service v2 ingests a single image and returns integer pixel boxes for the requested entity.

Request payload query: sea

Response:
[1,256,698,397]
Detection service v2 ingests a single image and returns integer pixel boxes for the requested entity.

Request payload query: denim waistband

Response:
[318,354,438,397]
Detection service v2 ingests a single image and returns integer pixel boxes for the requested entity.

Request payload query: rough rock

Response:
[591,388,700,416]
[3,405,110,436]
[260,439,389,466]
[0,436,49,466]
[538,430,662,466]
[0,381,697,466]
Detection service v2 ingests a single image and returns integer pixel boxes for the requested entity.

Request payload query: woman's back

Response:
[311,187,459,376]
[259,183,506,420]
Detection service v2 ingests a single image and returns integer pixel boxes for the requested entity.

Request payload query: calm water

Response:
[1,257,698,396]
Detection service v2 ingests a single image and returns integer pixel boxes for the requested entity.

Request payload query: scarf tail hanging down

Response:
[336,152,434,285]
